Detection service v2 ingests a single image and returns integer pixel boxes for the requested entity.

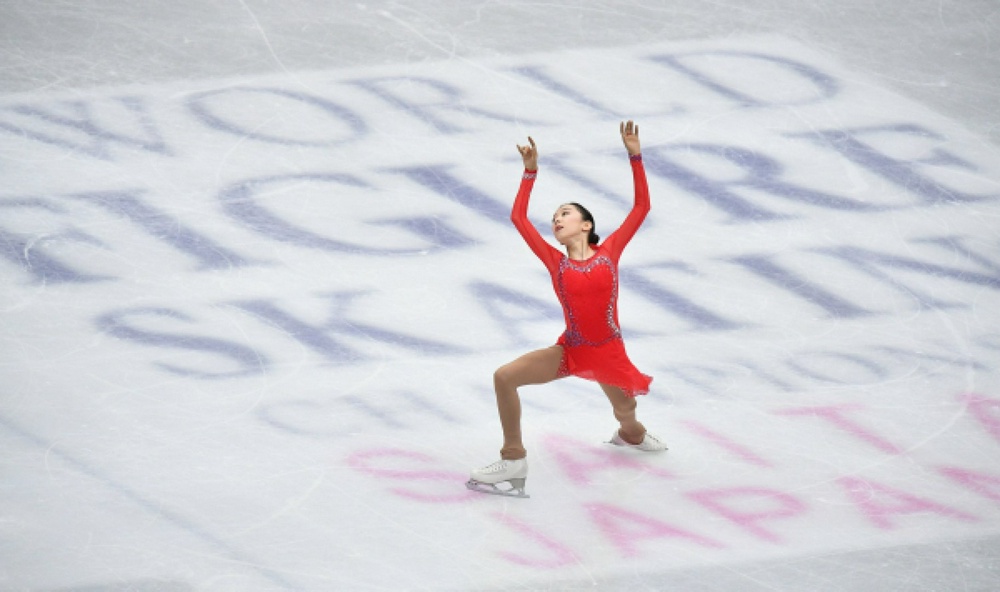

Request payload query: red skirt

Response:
[556,336,652,397]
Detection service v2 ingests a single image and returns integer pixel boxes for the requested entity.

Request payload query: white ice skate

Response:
[466,458,529,498]
[608,430,668,452]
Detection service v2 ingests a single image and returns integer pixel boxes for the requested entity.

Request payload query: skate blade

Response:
[465,478,529,499]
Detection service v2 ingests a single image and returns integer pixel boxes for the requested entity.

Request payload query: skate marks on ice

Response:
[347,396,1000,588]
[2,33,1000,591]
[41,581,193,592]
[0,415,302,591]
[468,533,1000,592]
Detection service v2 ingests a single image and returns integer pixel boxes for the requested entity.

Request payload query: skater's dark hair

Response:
[568,202,600,244]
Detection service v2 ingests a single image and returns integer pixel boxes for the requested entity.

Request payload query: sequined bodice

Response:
[556,254,620,347]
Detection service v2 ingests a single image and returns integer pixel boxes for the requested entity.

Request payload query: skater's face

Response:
[552,204,592,245]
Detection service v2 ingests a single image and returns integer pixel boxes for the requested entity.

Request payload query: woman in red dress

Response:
[467,121,666,498]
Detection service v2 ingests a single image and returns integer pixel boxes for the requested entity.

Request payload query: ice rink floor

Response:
[2,2,1000,590]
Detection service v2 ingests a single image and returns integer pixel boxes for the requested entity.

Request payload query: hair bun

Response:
[590,233,600,244]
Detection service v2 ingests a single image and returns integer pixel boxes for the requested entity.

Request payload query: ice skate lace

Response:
[639,433,668,451]
[644,433,663,445]
[479,460,510,474]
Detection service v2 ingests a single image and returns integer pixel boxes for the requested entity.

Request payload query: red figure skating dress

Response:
[511,154,652,397]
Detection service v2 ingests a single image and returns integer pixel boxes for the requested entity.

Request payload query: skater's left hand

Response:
[620,120,640,156]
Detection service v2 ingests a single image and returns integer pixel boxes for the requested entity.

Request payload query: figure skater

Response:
[467,120,667,498]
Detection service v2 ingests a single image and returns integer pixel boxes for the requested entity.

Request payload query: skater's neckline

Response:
[564,245,602,263]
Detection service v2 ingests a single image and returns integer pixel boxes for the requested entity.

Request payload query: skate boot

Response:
[608,430,668,452]
[466,458,529,498]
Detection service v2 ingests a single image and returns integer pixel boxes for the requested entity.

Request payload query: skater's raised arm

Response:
[511,136,560,269]
[603,120,650,259]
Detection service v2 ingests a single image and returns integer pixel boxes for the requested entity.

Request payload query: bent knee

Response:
[494,362,533,390]
[493,364,515,389]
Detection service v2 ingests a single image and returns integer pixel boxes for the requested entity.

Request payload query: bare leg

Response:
[600,383,647,445]
[493,345,564,460]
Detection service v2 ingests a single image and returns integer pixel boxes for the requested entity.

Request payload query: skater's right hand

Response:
[517,136,538,171]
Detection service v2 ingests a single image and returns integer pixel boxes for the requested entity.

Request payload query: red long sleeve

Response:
[510,169,561,272]
[601,155,650,261]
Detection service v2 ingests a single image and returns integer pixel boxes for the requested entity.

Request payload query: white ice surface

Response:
[1,2,999,591]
